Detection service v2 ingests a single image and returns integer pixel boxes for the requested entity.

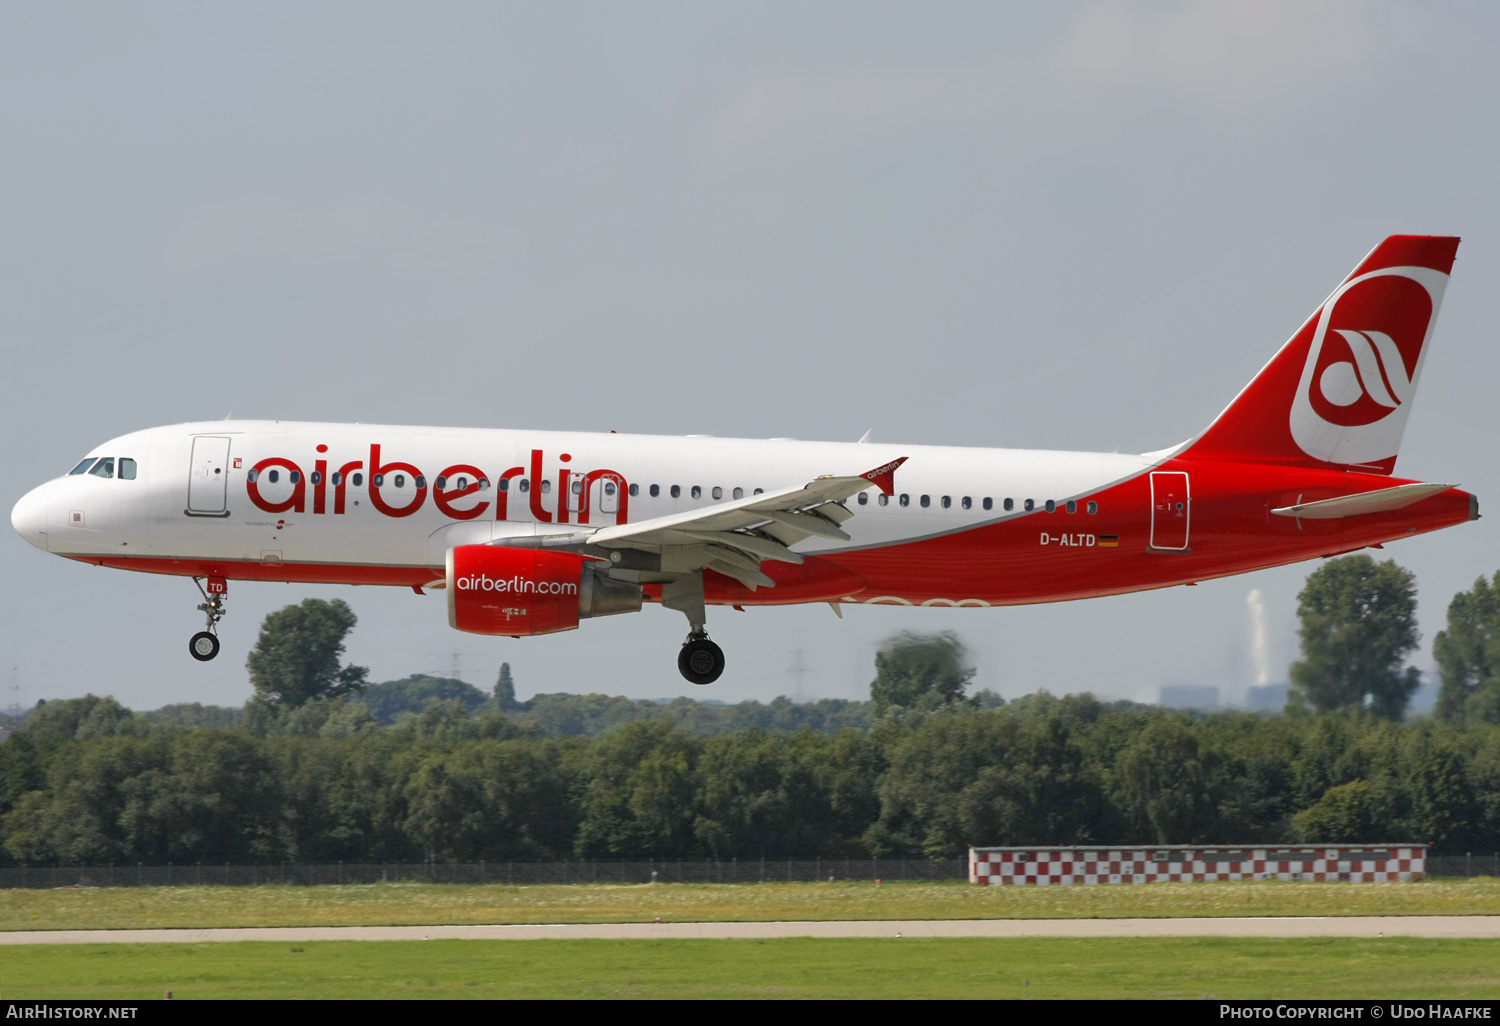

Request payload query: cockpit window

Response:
[88,457,115,479]
[69,459,96,475]
[119,458,137,480]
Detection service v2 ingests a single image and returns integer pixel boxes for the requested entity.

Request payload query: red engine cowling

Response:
[446,544,643,636]
[448,545,589,636]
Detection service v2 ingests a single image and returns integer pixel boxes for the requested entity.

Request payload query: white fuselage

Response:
[14,420,1149,572]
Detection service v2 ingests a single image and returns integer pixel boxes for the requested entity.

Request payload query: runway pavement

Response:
[3,916,1499,944]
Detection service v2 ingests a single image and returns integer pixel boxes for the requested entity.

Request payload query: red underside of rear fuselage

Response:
[71,458,1475,608]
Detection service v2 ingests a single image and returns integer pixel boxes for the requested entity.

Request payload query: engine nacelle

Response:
[446,544,642,636]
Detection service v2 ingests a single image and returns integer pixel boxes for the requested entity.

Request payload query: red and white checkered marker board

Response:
[969,846,1426,885]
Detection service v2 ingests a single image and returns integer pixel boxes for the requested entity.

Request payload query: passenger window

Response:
[920,495,930,508]
[352,473,364,487]
[899,494,910,507]
[712,486,723,500]
[1087,500,1098,514]
[435,476,448,490]
[332,472,342,486]
[1066,500,1077,514]
[1004,498,1013,511]
[983,497,993,511]
[455,477,468,491]
[691,486,702,499]
[291,471,303,485]
[858,492,868,505]
[604,481,616,496]
[572,479,583,494]
[753,488,763,495]
[670,485,681,498]
[1024,499,1034,511]
[650,484,660,497]
[413,475,425,489]
[247,469,259,483]
[393,474,405,488]
[941,496,951,509]
[540,480,551,494]
[961,496,971,510]
[878,493,889,506]
[310,471,323,486]
[629,484,640,497]
[733,487,743,499]
[1045,500,1056,513]
[89,457,115,478]
[518,479,529,493]
[268,469,281,484]
[119,458,137,480]
[498,478,509,492]
[69,459,96,475]
[477,478,489,491]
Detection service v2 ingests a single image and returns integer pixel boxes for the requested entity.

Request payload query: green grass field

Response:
[3,878,1498,932]
[4,937,1499,999]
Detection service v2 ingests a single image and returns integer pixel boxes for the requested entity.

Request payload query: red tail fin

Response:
[1186,235,1459,474]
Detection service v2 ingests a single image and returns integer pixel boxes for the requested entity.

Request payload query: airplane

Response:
[9,235,1477,685]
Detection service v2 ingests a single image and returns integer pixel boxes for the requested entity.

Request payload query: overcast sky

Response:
[4,1,1499,712]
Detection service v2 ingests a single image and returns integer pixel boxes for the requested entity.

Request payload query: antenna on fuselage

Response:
[857,428,872,444]
[223,405,238,421]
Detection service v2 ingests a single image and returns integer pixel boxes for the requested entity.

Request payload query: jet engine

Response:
[446,544,642,636]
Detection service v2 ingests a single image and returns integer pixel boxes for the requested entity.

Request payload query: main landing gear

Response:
[663,571,726,685]
[679,632,726,686]
[189,576,227,662]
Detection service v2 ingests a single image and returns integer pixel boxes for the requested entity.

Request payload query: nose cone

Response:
[11,485,50,552]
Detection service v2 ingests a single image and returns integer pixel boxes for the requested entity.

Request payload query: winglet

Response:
[861,456,907,496]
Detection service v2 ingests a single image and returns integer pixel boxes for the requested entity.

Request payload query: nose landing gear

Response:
[189,631,220,662]
[189,576,227,662]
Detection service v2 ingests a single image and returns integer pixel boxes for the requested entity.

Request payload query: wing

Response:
[495,457,906,591]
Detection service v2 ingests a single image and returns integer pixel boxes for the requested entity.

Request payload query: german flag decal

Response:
[1097,534,1120,548]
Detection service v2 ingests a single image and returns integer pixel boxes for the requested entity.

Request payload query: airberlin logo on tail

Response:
[1317,329,1412,416]
[1289,266,1448,466]
[456,574,578,596]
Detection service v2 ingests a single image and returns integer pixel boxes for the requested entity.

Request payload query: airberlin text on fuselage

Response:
[243,445,629,525]
[457,575,578,595]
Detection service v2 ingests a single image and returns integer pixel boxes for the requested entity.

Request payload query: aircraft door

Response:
[187,436,232,515]
[1150,471,1190,551]
[597,476,620,515]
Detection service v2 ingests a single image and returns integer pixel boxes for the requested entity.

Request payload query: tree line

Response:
[2,686,1497,866]
[0,553,1497,867]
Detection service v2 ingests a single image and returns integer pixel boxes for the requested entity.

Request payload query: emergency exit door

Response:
[187,436,232,516]
[587,474,623,521]
[597,476,620,515]
[1150,471,1190,551]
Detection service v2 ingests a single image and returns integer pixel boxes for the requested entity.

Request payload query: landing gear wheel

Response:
[189,631,220,662]
[678,637,725,685]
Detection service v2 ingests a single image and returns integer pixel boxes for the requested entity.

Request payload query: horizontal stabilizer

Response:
[1270,482,1454,520]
